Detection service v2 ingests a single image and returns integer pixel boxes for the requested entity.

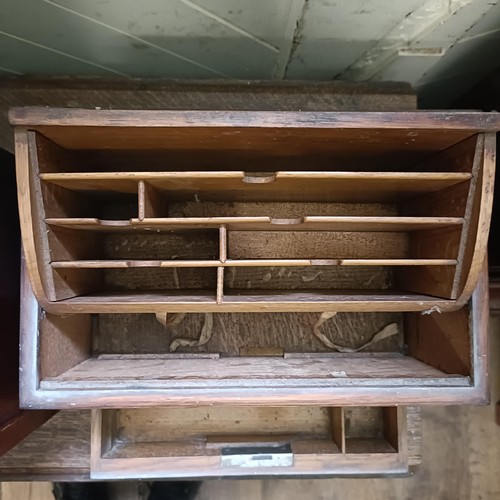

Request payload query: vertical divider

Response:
[331,407,345,454]
[383,407,399,451]
[219,225,227,263]
[137,180,145,221]
[91,409,114,473]
[216,267,224,305]
[217,225,227,305]
[138,180,166,220]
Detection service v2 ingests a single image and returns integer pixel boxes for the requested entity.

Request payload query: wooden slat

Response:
[455,133,496,304]
[335,259,456,266]
[219,225,227,262]
[43,290,454,314]
[225,258,456,266]
[51,260,220,268]
[39,171,472,203]
[44,216,465,232]
[50,258,457,269]
[216,267,224,305]
[10,108,500,130]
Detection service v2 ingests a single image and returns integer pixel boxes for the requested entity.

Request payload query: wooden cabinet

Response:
[8,107,499,477]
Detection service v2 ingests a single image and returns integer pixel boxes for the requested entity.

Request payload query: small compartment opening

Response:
[93,311,404,356]
[101,406,338,460]
[223,266,394,294]
[37,305,472,391]
[344,407,396,454]
[41,179,139,220]
[227,231,409,261]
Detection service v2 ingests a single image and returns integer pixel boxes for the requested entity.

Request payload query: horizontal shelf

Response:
[51,260,220,268]
[42,353,453,385]
[51,290,455,314]
[50,259,457,269]
[45,216,464,232]
[39,171,472,202]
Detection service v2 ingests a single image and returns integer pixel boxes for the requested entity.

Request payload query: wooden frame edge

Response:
[9,108,500,131]
[456,133,496,306]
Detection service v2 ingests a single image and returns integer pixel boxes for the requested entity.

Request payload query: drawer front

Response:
[91,406,411,479]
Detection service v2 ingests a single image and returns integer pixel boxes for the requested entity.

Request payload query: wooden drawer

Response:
[10,108,498,313]
[91,406,409,479]
[20,262,488,408]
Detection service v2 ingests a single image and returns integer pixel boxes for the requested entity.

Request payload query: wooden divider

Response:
[138,180,166,220]
[45,216,464,232]
[40,170,473,203]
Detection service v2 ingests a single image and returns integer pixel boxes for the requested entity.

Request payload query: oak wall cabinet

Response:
[9,107,499,478]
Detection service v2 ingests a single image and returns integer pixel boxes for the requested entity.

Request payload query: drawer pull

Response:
[220,444,293,468]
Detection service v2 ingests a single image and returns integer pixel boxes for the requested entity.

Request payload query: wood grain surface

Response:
[1,482,53,500]
[1,313,498,494]
[16,119,490,311]
[0,79,418,155]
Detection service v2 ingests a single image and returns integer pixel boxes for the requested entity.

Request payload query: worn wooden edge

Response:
[14,129,47,304]
[469,260,490,404]
[50,259,458,269]
[406,406,422,466]
[397,407,409,465]
[20,380,485,410]
[89,456,410,480]
[8,108,500,130]
[40,171,473,183]
[456,133,496,306]
[451,135,484,299]
[19,255,43,409]
[45,216,466,233]
[90,410,102,475]
[36,296,459,315]
[26,131,63,302]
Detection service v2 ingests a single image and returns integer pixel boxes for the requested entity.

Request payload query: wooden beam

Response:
[0,78,416,153]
